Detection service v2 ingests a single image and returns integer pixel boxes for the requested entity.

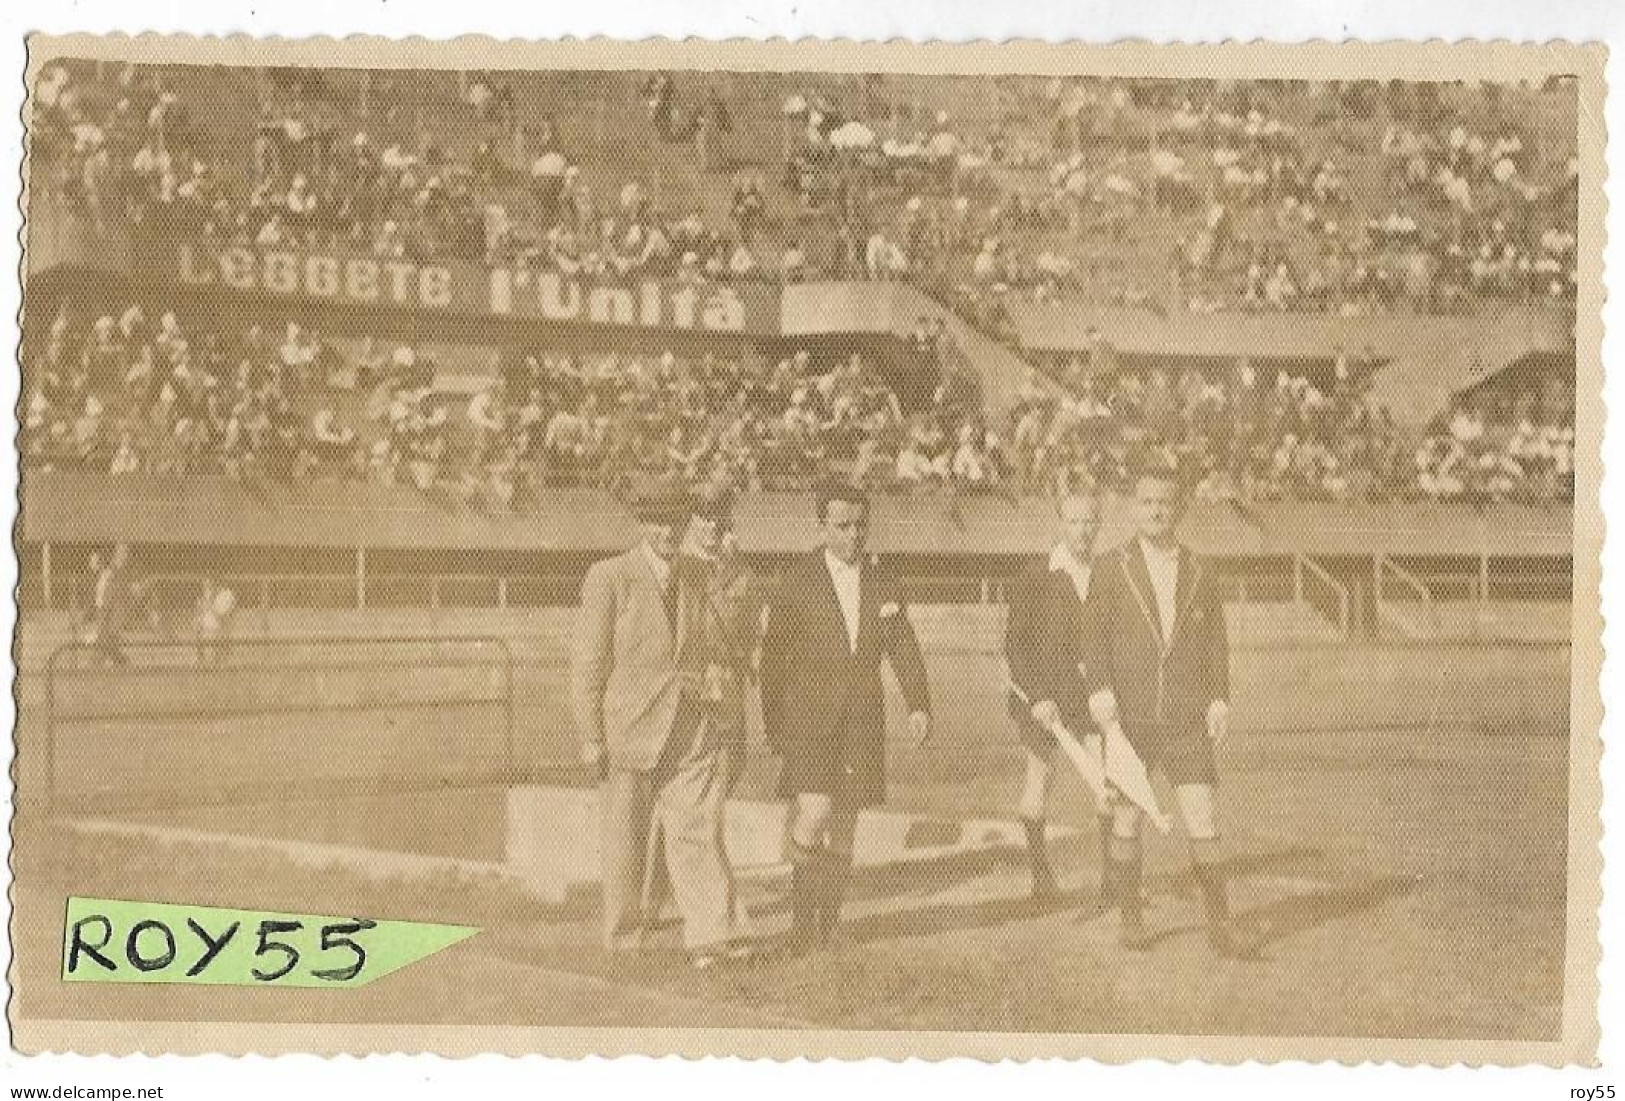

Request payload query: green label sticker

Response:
[62,897,479,987]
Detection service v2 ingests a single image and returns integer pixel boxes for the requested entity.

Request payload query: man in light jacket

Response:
[570,487,758,968]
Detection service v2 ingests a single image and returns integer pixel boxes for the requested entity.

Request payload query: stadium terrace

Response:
[8,41,1596,1053]
[19,58,1579,618]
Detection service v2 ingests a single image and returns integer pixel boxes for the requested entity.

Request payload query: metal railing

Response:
[136,571,583,621]
[139,570,1021,615]
[113,563,1349,628]
[1291,554,1351,639]
[42,633,516,815]
[140,573,352,631]
[55,557,1555,647]
[1373,554,1441,640]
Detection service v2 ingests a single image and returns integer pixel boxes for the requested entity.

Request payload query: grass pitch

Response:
[10,640,1570,1040]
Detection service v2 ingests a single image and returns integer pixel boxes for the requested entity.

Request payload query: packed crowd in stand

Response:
[33,62,1580,322]
[27,64,1578,506]
[33,64,777,283]
[25,304,1575,505]
[21,303,991,503]
[1006,357,1573,505]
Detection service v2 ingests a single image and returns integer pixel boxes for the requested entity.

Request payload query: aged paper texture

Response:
[8,34,1607,1064]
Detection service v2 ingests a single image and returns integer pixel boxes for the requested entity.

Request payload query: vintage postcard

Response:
[7,34,1606,1065]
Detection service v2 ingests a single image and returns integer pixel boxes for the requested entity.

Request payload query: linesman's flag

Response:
[1006,681,1173,834]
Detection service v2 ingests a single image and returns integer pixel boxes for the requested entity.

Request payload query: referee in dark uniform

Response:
[1081,463,1248,957]
[760,482,932,951]
[1002,489,1107,901]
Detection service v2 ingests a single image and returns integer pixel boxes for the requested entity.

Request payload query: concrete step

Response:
[1381,598,1572,643]
[62,784,1077,906]
[1376,601,1435,641]
[1225,600,1344,642]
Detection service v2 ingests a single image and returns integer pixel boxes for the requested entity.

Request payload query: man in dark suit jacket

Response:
[761,482,932,950]
[1081,464,1247,957]
[1002,490,1104,900]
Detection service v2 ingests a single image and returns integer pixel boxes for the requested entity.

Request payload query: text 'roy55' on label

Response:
[62,897,479,988]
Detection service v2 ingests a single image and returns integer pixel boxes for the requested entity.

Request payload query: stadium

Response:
[11,58,1582,1041]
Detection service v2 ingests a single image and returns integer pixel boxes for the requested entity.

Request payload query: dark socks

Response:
[1193,863,1229,922]
[1105,833,1151,949]
[1189,837,1228,920]
[1097,815,1114,902]
[816,855,851,944]
[789,863,817,941]
[1098,855,1120,905]
[785,836,824,950]
[1190,837,1246,958]
[1020,816,1059,898]
[1114,856,1151,949]
[1074,817,1116,920]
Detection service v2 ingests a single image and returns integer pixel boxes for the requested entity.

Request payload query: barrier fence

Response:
[29,552,1567,614]
[20,548,1573,699]
[31,593,1573,819]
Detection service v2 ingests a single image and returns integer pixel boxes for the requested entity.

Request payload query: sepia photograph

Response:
[4,34,1605,1064]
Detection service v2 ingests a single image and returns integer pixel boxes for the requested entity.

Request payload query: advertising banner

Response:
[161,241,783,336]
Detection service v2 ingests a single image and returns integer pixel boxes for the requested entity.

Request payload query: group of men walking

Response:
[1004,471,1244,957]
[568,465,1247,971]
